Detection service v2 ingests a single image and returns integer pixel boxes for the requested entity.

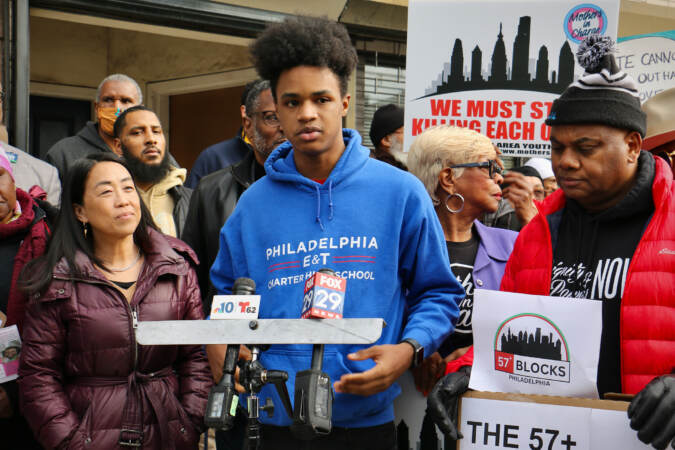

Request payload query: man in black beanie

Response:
[427,36,675,450]
[369,104,407,170]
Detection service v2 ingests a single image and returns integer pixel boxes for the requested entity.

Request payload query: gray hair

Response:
[96,74,143,104]
[408,125,496,205]
[245,80,271,117]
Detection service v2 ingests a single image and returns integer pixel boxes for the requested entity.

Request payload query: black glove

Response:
[627,374,675,450]
[426,365,471,440]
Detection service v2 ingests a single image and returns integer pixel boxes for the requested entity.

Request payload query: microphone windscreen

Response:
[232,277,256,295]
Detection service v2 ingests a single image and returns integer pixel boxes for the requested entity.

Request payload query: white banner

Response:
[405,0,620,157]
[470,289,602,397]
[617,31,675,103]
[458,392,650,449]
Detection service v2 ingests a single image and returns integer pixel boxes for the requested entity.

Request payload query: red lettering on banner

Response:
[429,99,462,116]
[530,101,554,119]
[486,121,536,140]
[467,100,483,116]
[486,101,499,118]
[412,118,482,135]
[412,118,424,136]
[540,123,551,140]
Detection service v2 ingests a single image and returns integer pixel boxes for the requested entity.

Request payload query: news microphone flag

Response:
[301,269,345,319]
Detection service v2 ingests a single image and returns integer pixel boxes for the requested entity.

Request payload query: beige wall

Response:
[619,11,675,36]
[30,16,251,101]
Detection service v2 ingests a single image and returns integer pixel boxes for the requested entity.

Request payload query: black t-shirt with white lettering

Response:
[550,152,655,396]
[437,229,479,358]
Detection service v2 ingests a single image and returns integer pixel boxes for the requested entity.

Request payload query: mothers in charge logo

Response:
[564,4,607,43]
[494,314,570,386]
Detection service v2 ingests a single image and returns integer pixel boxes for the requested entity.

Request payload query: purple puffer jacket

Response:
[19,229,212,450]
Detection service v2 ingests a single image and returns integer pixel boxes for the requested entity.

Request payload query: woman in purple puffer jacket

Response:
[18,153,212,449]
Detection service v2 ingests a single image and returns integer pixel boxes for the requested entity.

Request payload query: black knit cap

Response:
[370,104,404,147]
[545,36,646,137]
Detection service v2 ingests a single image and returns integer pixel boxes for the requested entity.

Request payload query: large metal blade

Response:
[135,318,385,346]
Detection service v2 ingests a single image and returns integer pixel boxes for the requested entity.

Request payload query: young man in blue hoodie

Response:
[209,16,463,449]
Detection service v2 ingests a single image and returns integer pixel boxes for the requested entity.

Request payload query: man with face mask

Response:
[113,105,191,237]
[370,104,407,171]
[46,74,142,181]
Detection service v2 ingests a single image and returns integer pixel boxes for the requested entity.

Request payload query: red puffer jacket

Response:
[19,229,212,450]
[501,155,675,394]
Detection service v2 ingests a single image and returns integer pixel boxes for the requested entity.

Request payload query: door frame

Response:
[146,67,258,139]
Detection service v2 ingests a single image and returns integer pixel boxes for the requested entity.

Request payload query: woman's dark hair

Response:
[21,153,158,295]
[249,16,358,98]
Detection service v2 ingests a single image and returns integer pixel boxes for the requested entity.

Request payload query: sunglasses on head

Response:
[449,160,502,178]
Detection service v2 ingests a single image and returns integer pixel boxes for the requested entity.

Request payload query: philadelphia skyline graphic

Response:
[500,326,563,361]
[424,16,575,98]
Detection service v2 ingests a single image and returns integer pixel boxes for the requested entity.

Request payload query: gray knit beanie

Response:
[545,35,646,137]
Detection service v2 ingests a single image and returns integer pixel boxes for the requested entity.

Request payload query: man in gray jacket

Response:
[46,74,142,181]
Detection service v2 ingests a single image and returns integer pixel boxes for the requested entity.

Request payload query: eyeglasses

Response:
[449,160,503,178]
[249,110,280,127]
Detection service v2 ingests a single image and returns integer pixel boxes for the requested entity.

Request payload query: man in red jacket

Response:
[429,36,675,450]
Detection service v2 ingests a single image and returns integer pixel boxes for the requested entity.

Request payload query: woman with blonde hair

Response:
[407,125,517,394]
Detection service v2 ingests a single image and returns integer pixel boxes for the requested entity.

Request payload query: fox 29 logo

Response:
[301,272,346,319]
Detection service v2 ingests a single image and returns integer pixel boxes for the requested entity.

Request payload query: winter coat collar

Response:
[78,121,113,153]
[473,220,514,263]
[48,229,196,300]
[0,188,43,239]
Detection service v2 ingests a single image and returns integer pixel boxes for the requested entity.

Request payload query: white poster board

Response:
[617,31,675,103]
[0,325,21,383]
[458,392,650,449]
[470,289,602,398]
[405,0,620,157]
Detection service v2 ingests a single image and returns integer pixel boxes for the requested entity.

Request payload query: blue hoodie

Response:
[210,129,463,428]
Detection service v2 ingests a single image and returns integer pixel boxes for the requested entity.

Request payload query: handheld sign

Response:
[211,295,261,320]
[301,270,345,319]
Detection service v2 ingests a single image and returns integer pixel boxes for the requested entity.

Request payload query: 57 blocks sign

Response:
[470,290,601,397]
[494,314,571,385]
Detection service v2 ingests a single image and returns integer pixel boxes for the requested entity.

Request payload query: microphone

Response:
[205,277,256,430]
[292,268,345,440]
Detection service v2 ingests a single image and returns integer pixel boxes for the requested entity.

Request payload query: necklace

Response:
[103,248,142,273]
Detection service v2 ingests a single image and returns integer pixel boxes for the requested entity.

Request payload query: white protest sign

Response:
[617,31,675,103]
[0,325,21,383]
[211,295,260,320]
[405,0,619,157]
[394,371,450,449]
[458,392,650,449]
[470,289,601,397]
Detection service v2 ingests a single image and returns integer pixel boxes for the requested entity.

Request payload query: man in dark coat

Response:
[182,80,285,313]
[185,81,262,188]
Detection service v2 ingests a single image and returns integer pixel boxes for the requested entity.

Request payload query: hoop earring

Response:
[81,221,88,239]
[444,193,465,214]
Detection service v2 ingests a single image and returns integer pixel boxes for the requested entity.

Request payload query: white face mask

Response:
[388,134,407,164]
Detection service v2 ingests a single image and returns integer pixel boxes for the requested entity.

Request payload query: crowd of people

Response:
[0,13,673,450]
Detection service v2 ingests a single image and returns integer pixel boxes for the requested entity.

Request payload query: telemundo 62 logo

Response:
[494,313,571,386]
[564,3,608,44]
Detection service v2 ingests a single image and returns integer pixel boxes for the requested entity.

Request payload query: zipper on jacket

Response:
[129,304,139,370]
